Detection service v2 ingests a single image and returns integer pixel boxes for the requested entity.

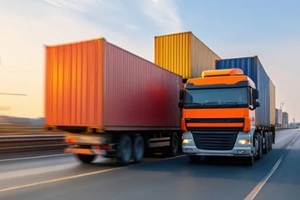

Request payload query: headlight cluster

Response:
[238,139,250,145]
[182,138,192,144]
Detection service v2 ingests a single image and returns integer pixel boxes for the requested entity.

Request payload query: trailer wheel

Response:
[132,135,144,163]
[117,135,132,166]
[269,136,273,150]
[76,154,96,164]
[263,132,269,154]
[167,132,179,157]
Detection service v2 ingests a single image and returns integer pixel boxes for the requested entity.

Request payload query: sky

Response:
[0,0,299,121]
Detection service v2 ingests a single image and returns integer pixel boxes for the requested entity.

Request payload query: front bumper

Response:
[182,131,254,157]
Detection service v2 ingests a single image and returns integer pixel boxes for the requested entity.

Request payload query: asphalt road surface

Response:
[0,129,299,200]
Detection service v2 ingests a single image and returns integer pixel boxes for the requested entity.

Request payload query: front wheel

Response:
[167,132,179,157]
[76,154,96,164]
[255,134,263,160]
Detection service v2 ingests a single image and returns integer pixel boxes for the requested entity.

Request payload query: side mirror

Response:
[179,90,184,101]
[254,101,260,108]
[253,89,259,99]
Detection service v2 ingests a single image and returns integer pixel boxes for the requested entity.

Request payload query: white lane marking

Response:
[245,133,300,200]
[244,155,284,200]
[0,154,70,162]
[0,167,122,193]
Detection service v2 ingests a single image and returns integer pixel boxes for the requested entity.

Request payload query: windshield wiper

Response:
[204,102,220,105]
[223,102,248,107]
[184,102,204,107]
[224,102,239,105]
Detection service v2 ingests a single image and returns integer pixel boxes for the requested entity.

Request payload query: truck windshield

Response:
[184,87,248,108]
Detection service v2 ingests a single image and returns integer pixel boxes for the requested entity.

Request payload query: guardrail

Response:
[0,125,44,133]
[0,134,66,157]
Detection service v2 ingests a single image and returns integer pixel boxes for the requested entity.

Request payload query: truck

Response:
[180,57,275,165]
[45,38,182,165]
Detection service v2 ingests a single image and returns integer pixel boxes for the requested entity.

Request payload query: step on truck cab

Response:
[180,68,274,165]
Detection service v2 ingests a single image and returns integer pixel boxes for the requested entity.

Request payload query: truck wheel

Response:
[269,133,273,150]
[255,135,263,160]
[117,135,132,166]
[263,132,269,154]
[167,132,179,157]
[132,135,144,163]
[76,154,96,164]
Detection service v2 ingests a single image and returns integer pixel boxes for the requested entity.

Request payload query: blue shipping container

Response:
[216,56,273,127]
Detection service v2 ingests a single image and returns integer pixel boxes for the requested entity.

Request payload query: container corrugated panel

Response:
[269,79,276,125]
[190,34,221,78]
[45,38,181,129]
[103,42,181,129]
[216,56,273,127]
[155,32,220,79]
[45,39,104,127]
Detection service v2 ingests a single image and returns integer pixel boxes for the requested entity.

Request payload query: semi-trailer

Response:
[181,56,275,165]
[45,38,182,165]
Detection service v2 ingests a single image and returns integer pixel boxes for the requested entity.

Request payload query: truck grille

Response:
[192,131,238,150]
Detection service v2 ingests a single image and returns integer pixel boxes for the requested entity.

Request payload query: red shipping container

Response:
[45,38,182,131]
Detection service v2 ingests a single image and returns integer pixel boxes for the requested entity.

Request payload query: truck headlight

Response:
[238,139,250,145]
[182,139,192,144]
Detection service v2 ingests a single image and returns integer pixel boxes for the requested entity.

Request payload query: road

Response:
[0,129,299,200]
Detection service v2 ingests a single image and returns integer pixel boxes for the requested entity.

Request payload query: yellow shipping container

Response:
[155,31,221,79]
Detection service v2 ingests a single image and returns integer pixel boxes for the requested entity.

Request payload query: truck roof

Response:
[187,69,256,89]
[202,68,243,77]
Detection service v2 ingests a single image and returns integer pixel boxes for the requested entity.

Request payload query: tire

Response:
[167,132,179,157]
[269,135,273,150]
[263,132,269,154]
[76,154,96,164]
[132,135,144,163]
[117,135,132,166]
[255,134,263,160]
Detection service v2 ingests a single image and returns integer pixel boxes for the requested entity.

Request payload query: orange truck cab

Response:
[180,68,272,165]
